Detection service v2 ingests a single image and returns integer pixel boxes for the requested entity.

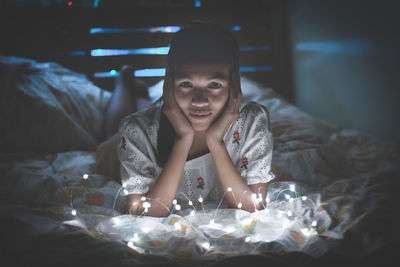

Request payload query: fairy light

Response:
[227,187,232,192]
[127,241,134,248]
[287,210,293,217]
[245,236,251,242]
[190,210,196,216]
[289,184,296,192]
[172,199,177,205]
[123,189,129,195]
[175,204,181,211]
[284,194,291,200]
[143,202,151,208]
[71,209,77,216]
[302,196,307,201]
[251,193,257,200]
[82,173,89,179]
[311,220,317,227]
[201,242,210,250]
[237,202,243,209]
[198,196,203,203]
[188,200,193,206]
[140,196,146,201]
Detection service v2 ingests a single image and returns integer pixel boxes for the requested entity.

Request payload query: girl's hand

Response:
[162,68,195,141]
[206,70,242,145]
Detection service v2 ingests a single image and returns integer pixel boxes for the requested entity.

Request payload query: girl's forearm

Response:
[208,140,265,212]
[143,136,192,217]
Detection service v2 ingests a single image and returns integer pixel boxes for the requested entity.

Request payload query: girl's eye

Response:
[209,82,222,89]
[179,82,192,88]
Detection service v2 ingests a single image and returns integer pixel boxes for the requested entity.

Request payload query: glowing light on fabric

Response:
[63,175,339,259]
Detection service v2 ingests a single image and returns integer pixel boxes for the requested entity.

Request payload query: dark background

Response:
[1,0,399,146]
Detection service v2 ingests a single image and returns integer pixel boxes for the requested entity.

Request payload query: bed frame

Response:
[0,1,294,102]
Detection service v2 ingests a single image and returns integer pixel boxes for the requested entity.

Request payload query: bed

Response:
[1,54,399,267]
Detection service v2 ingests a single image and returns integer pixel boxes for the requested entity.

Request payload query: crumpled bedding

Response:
[1,56,399,267]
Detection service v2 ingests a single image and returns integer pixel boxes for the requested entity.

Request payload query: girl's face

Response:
[173,61,230,132]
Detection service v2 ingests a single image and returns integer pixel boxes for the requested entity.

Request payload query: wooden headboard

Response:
[0,2,293,102]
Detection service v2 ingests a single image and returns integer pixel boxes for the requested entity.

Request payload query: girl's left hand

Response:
[206,70,242,145]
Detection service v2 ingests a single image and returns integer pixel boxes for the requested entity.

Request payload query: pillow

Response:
[0,55,111,153]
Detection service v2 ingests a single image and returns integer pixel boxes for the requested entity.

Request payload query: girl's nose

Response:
[191,88,209,107]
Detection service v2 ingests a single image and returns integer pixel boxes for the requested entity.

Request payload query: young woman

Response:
[101,22,274,217]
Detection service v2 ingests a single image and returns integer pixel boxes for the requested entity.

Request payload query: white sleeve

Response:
[239,104,275,185]
[117,115,157,194]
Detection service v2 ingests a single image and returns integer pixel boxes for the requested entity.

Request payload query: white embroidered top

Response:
[118,100,275,203]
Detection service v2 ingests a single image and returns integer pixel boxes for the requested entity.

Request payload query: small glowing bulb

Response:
[142,227,150,233]
[82,173,88,179]
[127,241,134,248]
[71,209,77,216]
[144,207,149,213]
[133,233,139,242]
[209,219,215,225]
[258,193,262,198]
[237,202,243,209]
[284,194,291,200]
[190,210,195,216]
[289,198,294,202]
[122,183,127,188]
[175,204,181,211]
[198,196,203,203]
[265,195,270,203]
[227,187,232,192]
[245,236,251,243]
[251,193,257,200]
[302,196,307,201]
[172,199,177,205]
[201,242,210,250]
[188,200,193,206]
[289,184,296,192]
[142,201,151,208]
[123,189,129,195]
[287,210,293,216]
[140,196,146,201]
[311,220,317,227]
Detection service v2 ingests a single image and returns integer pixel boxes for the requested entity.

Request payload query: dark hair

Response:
[156,22,240,167]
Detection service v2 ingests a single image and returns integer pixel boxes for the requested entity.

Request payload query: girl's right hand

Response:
[162,68,195,141]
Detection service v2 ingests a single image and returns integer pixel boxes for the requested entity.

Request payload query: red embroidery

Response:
[197,177,205,189]
[240,156,248,169]
[233,131,240,145]
[121,136,126,150]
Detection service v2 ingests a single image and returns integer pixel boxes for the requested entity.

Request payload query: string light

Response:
[198,196,203,203]
[227,187,232,192]
[302,196,307,201]
[237,202,243,209]
[82,173,89,179]
[188,200,193,206]
[71,209,77,216]
[141,196,146,201]
[311,220,317,227]
[175,204,181,211]
[172,199,177,205]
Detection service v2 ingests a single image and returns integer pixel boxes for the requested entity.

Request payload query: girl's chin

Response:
[191,122,211,132]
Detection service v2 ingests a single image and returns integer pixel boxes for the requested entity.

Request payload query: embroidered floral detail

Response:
[240,156,248,169]
[120,136,126,150]
[233,131,240,145]
[197,177,205,189]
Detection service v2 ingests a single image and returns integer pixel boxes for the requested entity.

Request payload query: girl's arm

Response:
[128,69,194,217]
[207,139,267,212]
[206,70,267,212]
[128,136,192,217]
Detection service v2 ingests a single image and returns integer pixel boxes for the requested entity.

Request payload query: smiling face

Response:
[172,60,230,132]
